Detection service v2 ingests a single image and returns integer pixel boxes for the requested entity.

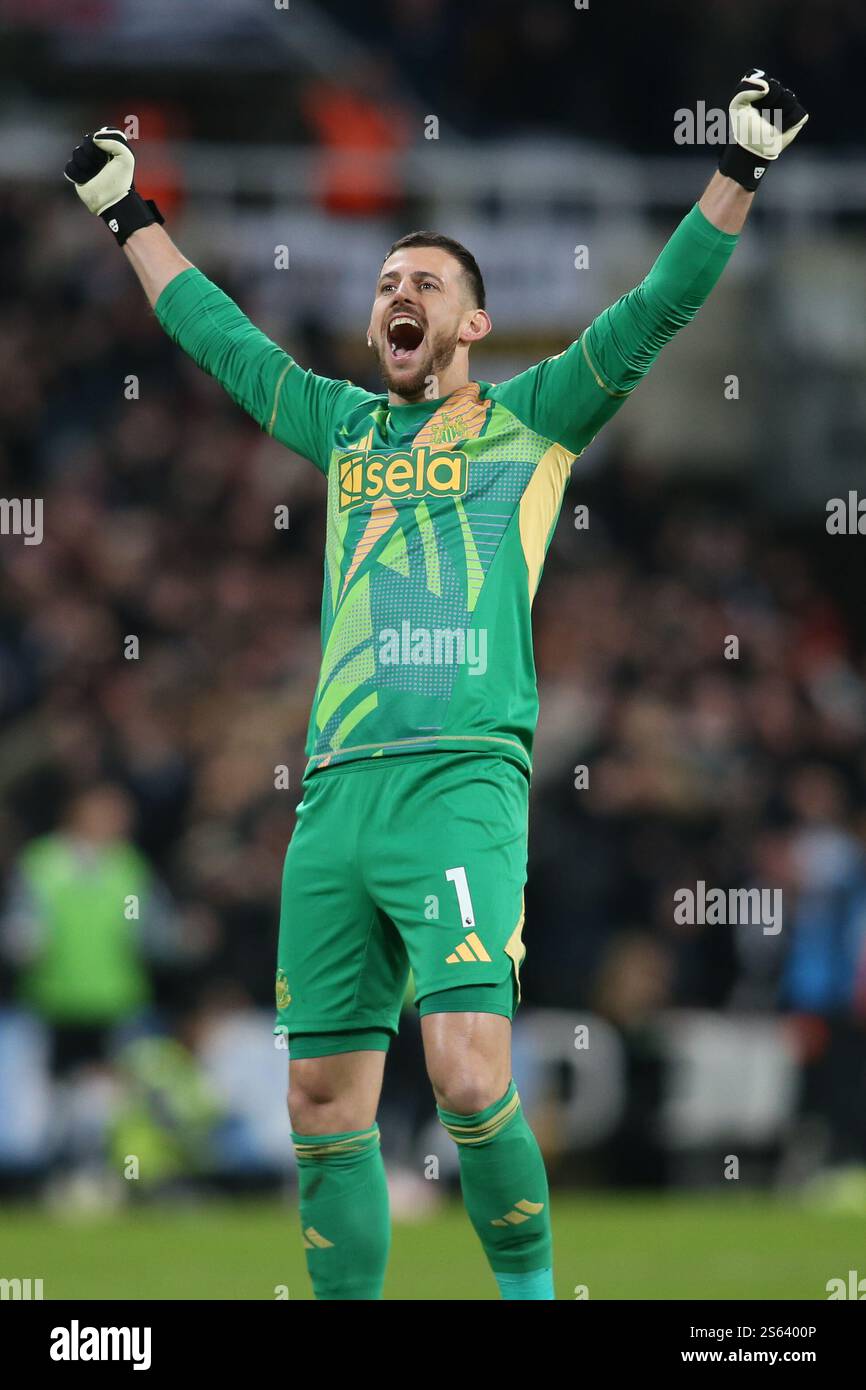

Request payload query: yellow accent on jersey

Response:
[411,381,492,448]
[518,442,575,604]
[267,361,294,435]
[504,896,526,1004]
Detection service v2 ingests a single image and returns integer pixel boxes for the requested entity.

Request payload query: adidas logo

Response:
[302,1226,334,1250]
[492,1198,545,1227]
[446,931,491,964]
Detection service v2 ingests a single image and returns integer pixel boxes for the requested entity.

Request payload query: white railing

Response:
[5,123,866,224]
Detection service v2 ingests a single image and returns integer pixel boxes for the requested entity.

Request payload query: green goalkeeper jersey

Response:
[155,205,738,780]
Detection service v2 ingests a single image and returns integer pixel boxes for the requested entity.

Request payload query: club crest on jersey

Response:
[338,446,468,511]
[429,415,461,444]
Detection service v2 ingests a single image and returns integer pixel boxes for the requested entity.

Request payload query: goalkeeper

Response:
[65,71,807,1301]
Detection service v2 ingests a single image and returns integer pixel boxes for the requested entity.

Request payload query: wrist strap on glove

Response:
[100,190,165,246]
[718,143,770,192]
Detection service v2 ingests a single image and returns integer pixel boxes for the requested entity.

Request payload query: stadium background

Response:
[1,0,865,1299]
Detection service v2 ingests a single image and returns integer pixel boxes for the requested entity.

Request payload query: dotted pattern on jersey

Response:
[370,521,467,702]
[465,419,551,475]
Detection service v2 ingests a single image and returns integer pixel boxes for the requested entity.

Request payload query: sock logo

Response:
[492,1198,545,1227]
[302,1227,334,1250]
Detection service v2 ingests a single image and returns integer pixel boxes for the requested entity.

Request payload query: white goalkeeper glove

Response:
[64,128,164,244]
[719,70,809,191]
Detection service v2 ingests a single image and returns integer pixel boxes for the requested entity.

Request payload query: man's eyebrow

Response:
[378,269,445,284]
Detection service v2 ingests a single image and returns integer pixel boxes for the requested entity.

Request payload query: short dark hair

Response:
[382,230,486,310]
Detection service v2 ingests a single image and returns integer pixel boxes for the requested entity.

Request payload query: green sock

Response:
[291,1123,390,1300]
[438,1080,554,1298]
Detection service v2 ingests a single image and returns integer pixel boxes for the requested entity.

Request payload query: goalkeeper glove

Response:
[64,128,164,245]
[719,70,809,191]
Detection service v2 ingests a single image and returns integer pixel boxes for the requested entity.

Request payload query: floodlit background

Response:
[1,0,865,1298]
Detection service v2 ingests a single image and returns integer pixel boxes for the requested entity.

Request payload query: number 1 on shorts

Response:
[445,865,476,927]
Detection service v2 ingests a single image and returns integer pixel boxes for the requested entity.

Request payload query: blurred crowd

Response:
[1,182,865,1198]
[6,0,866,163]
[330,0,866,150]
[528,478,866,1016]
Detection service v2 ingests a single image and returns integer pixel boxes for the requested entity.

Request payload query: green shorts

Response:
[274,752,529,1056]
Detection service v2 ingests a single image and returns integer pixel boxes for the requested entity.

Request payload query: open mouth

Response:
[387,314,425,361]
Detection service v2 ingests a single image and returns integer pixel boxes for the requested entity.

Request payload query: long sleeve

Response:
[490,204,740,457]
[154,268,374,473]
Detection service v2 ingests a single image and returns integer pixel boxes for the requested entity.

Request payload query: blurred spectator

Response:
[781,765,866,1171]
[301,61,413,216]
[0,782,183,1074]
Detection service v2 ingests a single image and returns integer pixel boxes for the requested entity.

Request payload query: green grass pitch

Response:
[0,1195,857,1300]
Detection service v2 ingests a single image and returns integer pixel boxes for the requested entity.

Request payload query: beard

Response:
[374,323,461,401]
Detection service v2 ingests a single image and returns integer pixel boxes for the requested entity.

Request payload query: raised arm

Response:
[64,126,375,471]
[490,71,809,457]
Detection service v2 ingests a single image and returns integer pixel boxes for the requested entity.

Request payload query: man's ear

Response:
[366,332,373,348]
[459,308,492,347]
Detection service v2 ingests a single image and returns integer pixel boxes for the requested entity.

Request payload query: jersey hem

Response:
[302,736,531,781]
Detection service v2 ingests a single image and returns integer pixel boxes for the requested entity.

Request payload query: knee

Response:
[287,1063,344,1134]
[423,1013,512,1115]
[287,1090,324,1136]
[428,1060,508,1117]
[287,1056,381,1136]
